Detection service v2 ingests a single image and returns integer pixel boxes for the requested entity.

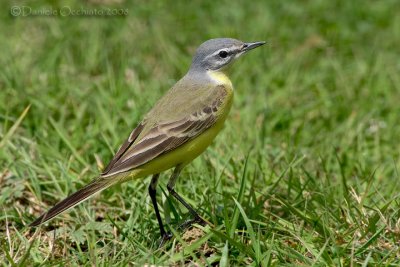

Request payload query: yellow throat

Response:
[207,70,233,88]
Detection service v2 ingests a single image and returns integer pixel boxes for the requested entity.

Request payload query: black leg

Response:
[148,174,171,245]
[167,165,206,227]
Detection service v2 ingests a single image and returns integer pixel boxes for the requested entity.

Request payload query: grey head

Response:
[189,38,265,72]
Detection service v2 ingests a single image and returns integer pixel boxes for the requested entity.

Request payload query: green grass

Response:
[1,0,400,265]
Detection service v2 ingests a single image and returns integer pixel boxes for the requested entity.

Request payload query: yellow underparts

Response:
[127,71,234,180]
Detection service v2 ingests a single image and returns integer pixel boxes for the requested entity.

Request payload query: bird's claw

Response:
[178,216,207,231]
[157,217,207,247]
[158,232,173,248]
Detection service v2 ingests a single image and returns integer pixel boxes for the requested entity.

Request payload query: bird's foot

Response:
[178,216,207,231]
[158,232,173,248]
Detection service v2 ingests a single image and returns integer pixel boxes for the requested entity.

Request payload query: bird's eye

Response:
[218,50,228,58]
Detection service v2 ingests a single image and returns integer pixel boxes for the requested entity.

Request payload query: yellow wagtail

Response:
[30,38,265,242]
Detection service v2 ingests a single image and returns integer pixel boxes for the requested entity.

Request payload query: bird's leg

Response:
[167,165,207,229]
[148,173,171,246]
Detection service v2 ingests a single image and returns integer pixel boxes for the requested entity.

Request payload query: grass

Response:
[1,0,400,265]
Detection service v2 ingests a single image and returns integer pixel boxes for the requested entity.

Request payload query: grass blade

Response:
[0,105,30,149]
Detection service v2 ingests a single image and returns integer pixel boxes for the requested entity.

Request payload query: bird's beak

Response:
[242,41,266,52]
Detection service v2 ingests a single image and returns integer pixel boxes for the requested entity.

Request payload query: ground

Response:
[1,0,400,266]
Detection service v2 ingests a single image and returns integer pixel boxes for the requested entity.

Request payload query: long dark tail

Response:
[30,176,117,227]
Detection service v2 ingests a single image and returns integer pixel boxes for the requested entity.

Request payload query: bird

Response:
[30,38,265,243]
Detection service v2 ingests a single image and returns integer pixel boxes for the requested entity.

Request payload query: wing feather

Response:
[103,104,220,176]
[102,122,145,175]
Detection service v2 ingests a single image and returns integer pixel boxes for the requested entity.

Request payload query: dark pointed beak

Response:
[242,41,266,52]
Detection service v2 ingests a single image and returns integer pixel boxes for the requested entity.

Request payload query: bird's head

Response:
[190,38,265,72]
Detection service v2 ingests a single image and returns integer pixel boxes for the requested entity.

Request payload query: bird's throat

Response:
[207,70,233,88]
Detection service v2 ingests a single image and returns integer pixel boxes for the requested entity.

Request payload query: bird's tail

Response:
[30,175,122,227]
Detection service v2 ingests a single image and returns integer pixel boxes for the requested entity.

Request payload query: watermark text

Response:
[10,6,128,17]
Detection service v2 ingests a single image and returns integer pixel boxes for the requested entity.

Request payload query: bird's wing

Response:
[101,85,227,176]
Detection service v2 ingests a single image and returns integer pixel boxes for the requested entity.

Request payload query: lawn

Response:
[1,0,400,266]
